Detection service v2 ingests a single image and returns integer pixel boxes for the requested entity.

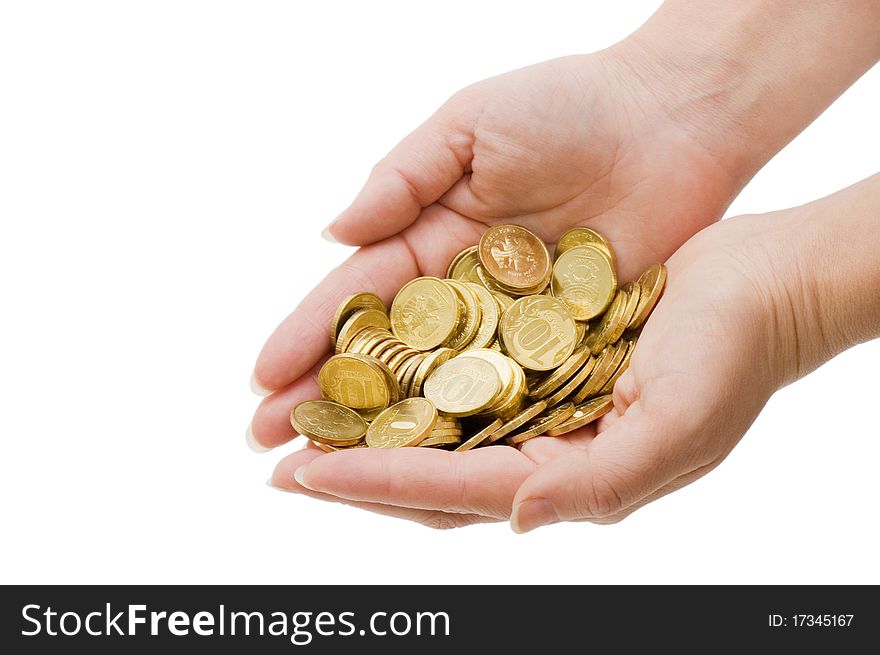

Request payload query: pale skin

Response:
[250,2,880,531]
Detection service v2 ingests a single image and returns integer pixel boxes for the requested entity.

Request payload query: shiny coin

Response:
[499,295,577,371]
[545,395,614,436]
[574,340,627,402]
[447,245,483,284]
[555,227,614,261]
[604,282,640,347]
[551,245,617,321]
[455,419,504,451]
[505,402,577,444]
[330,292,387,350]
[336,309,391,354]
[411,347,458,397]
[427,428,464,438]
[583,289,628,355]
[628,263,667,330]
[491,290,515,312]
[598,337,636,395]
[542,353,597,407]
[443,279,483,350]
[390,277,461,350]
[290,400,367,446]
[419,433,462,448]
[479,224,551,290]
[529,346,592,400]
[365,398,438,448]
[424,356,502,417]
[462,282,500,351]
[318,353,394,411]
[486,400,548,444]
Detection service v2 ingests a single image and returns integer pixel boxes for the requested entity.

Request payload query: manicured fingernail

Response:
[246,424,271,453]
[250,373,271,397]
[511,498,559,534]
[321,223,339,244]
[294,464,314,489]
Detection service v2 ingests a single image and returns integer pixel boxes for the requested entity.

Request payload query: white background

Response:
[1,1,878,585]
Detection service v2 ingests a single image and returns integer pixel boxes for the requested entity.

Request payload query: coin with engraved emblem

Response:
[390,277,461,350]
[318,353,392,411]
[499,295,577,371]
[479,224,551,290]
[551,245,617,320]
[424,356,502,417]
[290,400,367,446]
[555,227,614,262]
[366,397,438,448]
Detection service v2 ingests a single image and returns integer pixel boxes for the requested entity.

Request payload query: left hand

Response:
[269,213,792,530]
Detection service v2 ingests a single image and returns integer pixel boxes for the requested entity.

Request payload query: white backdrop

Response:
[1,1,877,585]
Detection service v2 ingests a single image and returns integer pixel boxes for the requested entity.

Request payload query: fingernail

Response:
[294,464,314,489]
[250,373,271,397]
[321,223,339,244]
[511,498,559,534]
[246,424,271,453]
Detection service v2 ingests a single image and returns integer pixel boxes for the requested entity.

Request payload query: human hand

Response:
[266,210,802,529]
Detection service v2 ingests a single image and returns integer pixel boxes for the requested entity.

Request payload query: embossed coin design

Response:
[479,224,551,290]
[551,245,617,320]
[366,398,438,448]
[424,356,501,416]
[499,295,577,371]
[318,353,391,411]
[290,400,367,446]
[390,277,460,350]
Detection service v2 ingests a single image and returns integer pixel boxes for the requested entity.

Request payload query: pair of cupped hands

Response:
[250,48,809,532]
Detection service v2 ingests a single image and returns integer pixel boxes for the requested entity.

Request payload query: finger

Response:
[248,357,325,450]
[270,445,494,529]
[327,100,476,246]
[294,445,536,519]
[510,398,708,533]
[252,206,482,392]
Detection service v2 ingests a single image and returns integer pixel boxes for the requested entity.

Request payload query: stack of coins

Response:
[292,225,666,451]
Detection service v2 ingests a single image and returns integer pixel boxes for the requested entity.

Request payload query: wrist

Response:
[759,176,880,387]
[610,1,880,190]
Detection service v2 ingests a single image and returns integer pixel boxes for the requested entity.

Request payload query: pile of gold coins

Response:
[291,225,666,452]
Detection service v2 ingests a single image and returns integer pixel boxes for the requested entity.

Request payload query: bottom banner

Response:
[1,585,874,652]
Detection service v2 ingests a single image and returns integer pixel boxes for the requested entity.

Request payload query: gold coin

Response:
[505,402,577,444]
[574,340,628,402]
[397,353,424,397]
[447,245,483,284]
[479,224,551,290]
[335,309,391,354]
[551,245,617,321]
[555,227,614,261]
[427,428,464,438]
[528,346,592,399]
[454,418,504,451]
[424,356,502,417]
[419,433,462,448]
[290,400,367,446]
[584,289,627,355]
[318,353,393,411]
[462,282,500,351]
[390,277,461,350]
[499,295,577,371]
[365,397,438,448]
[487,339,502,351]
[490,290,515,312]
[598,337,636,395]
[410,347,458,397]
[329,292,387,350]
[575,319,587,346]
[311,441,338,453]
[458,349,523,417]
[628,263,667,330]
[486,400,548,444]
[542,353,598,407]
[545,395,614,436]
[443,279,483,350]
[604,282,640,347]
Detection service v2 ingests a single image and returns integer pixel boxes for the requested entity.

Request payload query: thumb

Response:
[510,400,697,533]
[325,99,477,246]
